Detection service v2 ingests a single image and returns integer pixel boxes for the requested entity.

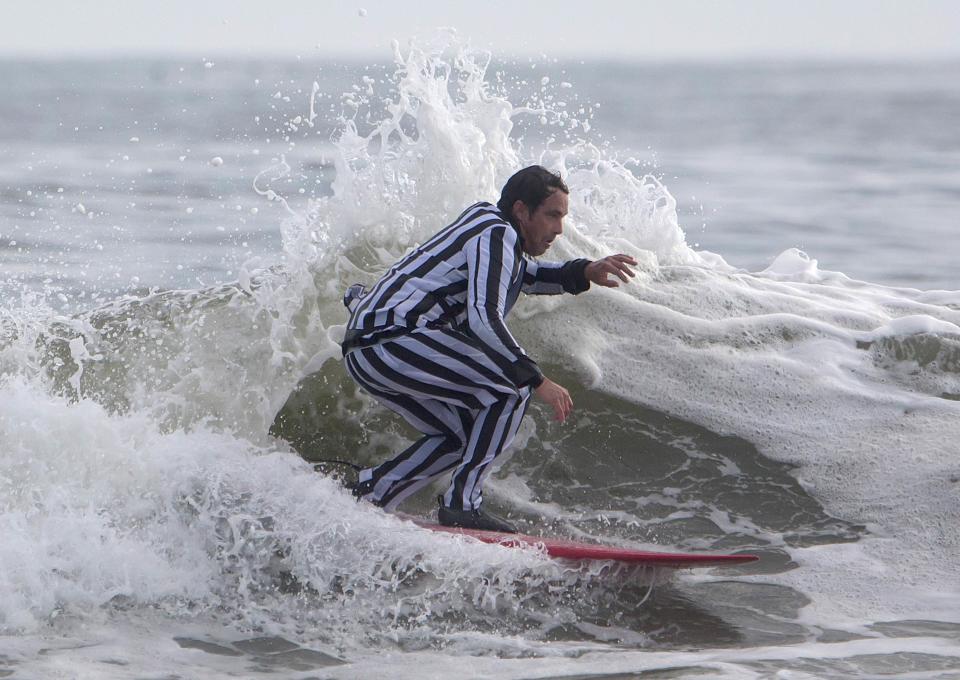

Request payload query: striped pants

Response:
[343,327,531,512]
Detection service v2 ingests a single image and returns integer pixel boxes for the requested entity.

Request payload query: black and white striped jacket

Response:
[342,202,590,388]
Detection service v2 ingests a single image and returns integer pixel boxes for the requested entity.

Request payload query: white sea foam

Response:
[0,376,591,637]
[522,266,960,621]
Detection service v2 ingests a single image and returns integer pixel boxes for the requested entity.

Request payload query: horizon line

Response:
[2,49,959,65]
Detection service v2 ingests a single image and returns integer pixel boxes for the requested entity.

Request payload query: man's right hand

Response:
[534,377,573,422]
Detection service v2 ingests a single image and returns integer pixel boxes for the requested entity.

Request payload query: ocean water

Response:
[2,36,960,679]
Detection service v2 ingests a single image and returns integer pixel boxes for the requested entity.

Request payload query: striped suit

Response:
[342,202,589,511]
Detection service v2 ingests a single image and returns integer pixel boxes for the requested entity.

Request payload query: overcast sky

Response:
[2,0,958,61]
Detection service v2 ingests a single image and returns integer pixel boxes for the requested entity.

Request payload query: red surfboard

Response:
[415,521,759,568]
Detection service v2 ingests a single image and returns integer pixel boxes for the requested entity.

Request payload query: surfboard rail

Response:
[414,520,759,568]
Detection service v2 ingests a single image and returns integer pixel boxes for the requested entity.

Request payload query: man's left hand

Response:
[585,254,638,287]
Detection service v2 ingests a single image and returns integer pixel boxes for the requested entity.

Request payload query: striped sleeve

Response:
[465,224,543,389]
[522,258,592,295]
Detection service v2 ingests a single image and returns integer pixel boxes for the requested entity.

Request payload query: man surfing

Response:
[341,165,637,532]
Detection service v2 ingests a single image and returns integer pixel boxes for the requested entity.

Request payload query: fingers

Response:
[553,391,573,422]
[535,378,573,423]
[610,260,634,284]
[609,254,638,265]
[610,254,638,280]
[592,255,637,287]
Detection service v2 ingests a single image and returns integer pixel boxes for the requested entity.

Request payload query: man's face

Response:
[514,190,568,256]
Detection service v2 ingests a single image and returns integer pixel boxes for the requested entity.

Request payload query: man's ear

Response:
[512,199,528,225]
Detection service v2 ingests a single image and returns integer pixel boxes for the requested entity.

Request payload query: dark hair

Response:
[497,165,569,224]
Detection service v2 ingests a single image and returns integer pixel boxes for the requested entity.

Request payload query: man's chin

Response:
[523,243,552,257]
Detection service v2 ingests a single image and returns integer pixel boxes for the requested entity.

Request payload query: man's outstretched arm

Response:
[523,254,637,294]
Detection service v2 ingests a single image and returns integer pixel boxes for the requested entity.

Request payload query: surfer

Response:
[340,165,637,532]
